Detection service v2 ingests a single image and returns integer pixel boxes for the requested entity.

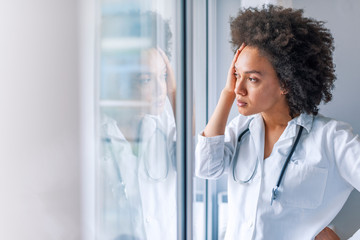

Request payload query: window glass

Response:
[97,1,179,239]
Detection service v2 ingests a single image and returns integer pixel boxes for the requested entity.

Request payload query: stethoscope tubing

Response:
[137,117,170,182]
[232,123,304,205]
[271,125,304,205]
[232,128,254,183]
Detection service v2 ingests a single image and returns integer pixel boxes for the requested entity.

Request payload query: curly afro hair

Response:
[230,5,336,117]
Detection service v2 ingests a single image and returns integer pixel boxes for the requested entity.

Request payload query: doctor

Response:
[195,5,360,240]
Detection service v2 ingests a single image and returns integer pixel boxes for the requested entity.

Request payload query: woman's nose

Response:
[153,77,167,97]
[234,78,247,96]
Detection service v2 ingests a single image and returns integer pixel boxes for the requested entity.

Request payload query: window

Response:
[97,0,181,239]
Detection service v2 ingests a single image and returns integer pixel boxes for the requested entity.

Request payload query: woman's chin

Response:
[237,107,258,116]
[237,108,250,116]
[149,106,165,115]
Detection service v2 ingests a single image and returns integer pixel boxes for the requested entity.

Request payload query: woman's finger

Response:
[231,43,246,68]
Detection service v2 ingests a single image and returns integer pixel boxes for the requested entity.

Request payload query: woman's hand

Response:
[224,43,246,94]
[315,227,340,240]
[157,47,176,95]
[157,47,176,118]
[203,43,246,137]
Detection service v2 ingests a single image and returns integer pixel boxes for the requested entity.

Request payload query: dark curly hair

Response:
[142,11,172,60]
[230,5,336,117]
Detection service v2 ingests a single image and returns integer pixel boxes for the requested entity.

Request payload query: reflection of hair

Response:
[141,11,172,60]
[230,5,336,116]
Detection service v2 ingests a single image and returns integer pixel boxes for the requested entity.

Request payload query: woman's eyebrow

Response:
[244,70,263,75]
[235,67,263,76]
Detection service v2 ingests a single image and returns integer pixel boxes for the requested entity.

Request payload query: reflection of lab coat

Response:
[196,113,360,240]
[101,116,145,239]
[137,108,177,240]
[101,98,177,240]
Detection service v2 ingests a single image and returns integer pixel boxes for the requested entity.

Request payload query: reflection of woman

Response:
[101,45,177,240]
[195,5,360,240]
[137,48,176,117]
[136,47,177,239]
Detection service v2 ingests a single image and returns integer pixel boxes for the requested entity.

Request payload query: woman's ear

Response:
[280,87,288,95]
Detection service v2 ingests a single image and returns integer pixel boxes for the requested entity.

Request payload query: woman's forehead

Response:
[235,46,273,72]
[140,49,166,72]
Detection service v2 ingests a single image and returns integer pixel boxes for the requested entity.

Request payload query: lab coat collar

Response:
[248,113,264,132]
[101,115,127,141]
[248,113,313,133]
[279,113,314,141]
[248,113,314,143]
[288,113,314,134]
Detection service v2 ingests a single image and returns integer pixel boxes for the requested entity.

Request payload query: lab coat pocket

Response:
[280,163,328,209]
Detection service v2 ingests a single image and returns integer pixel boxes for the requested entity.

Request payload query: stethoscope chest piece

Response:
[271,186,279,205]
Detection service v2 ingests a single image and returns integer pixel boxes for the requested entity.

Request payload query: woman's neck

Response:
[261,110,294,130]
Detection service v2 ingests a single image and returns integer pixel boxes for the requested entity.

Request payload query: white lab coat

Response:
[101,98,177,240]
[195,113,360,240]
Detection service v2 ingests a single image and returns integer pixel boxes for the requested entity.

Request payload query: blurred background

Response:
[0,0,359,239]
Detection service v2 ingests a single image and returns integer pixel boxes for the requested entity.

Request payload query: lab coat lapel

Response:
[277,113,313,143]
[249,114,265,162]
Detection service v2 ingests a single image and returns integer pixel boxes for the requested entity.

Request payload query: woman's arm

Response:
[203,44,245,137]
[331,121,360,191]
[329,121,360,239]
[195,44,246,179]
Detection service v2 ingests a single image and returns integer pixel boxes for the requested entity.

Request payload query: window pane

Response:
[97,1,179,239]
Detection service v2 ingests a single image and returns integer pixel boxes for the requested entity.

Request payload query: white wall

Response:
[79,0,96,238]
[0,0,81,239]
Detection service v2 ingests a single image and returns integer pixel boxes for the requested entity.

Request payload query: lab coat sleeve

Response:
[330,121,360,240]
[331,120,360,191]
[195,118,239,179]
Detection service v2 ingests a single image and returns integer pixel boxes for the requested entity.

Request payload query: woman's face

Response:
[234,46,288,116]
[138,48,167,115]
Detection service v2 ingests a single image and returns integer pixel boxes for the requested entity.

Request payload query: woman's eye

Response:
[138,74,151,84]
[248,77,257,82]
[234,72,240,78]
[142,78,151,83]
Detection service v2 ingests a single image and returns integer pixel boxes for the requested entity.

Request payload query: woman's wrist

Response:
[221,88,236,99]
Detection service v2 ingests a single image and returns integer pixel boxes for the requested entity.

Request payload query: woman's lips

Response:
[236,100,247,107]
[152,98,166,108]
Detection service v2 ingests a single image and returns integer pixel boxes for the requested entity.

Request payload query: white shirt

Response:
[195,113,360,240]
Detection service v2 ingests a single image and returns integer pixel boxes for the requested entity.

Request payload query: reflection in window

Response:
[97,1,178,239]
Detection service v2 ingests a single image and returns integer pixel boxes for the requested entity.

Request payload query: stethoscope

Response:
[102,136,128,200]
[232,123,304,205]
[102,116,171,201]
[137,116,171,181]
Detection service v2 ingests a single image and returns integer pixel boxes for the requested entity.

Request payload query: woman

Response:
[195,5,360,240]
